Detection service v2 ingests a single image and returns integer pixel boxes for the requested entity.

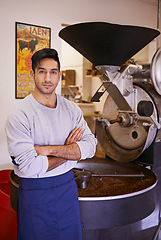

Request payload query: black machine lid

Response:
[59,22,160,66]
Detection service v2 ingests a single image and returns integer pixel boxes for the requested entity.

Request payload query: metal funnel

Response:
[59,22,160,66]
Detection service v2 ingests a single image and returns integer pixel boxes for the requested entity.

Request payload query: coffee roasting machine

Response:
[10,22,161,240]
[59,22,161,240]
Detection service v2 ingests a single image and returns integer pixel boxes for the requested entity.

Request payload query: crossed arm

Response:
[34,127,83,172]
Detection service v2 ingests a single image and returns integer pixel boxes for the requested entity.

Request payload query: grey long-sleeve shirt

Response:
[5,94,97,178]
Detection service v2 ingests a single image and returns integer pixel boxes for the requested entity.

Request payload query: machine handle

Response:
[110,117,122,124]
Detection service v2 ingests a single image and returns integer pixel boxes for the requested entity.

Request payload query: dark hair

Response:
[31,48,60,72]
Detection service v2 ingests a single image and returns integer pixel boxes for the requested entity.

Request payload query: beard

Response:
[34,81,56,95]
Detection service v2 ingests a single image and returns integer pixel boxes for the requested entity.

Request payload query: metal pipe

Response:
[73,168,145,178]
[91,173,144,178]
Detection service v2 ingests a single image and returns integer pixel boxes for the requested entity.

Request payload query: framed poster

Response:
[15,22,51,98]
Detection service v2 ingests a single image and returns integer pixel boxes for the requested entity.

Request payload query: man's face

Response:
[32,58,60,95]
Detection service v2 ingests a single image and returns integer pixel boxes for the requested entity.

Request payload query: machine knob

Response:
[137,101,153,117]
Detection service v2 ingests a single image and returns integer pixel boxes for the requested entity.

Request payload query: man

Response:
[6,48,97,240]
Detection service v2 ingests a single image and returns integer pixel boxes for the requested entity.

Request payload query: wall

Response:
[61,39,83,87]
[0,0,160,169]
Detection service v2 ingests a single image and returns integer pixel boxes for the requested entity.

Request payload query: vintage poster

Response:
[16,22,51,98]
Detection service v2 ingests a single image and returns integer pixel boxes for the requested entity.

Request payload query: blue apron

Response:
[17,170,82,240]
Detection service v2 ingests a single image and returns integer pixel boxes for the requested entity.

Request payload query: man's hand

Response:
[34,145,48,156]
[65,127,83,145]
[47,157,67,171]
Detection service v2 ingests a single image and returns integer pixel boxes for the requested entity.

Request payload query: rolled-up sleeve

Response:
[74,106,97,160]
[76,134,97,160]
[5,111,48,177]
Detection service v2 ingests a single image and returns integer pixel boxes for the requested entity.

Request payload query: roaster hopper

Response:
[59,22,161,239]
